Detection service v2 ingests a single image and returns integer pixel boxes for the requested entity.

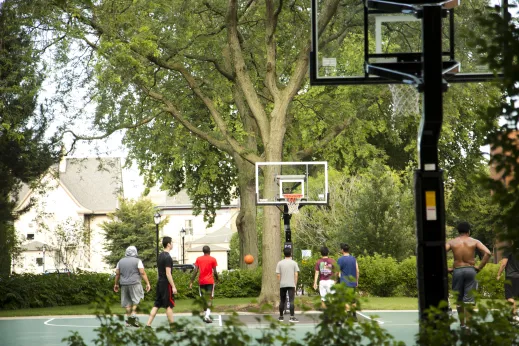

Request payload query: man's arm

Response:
[356,261,359,284]
[139,268,151,292]
[165,267,177,294]
[445,241,451,252]
[497,258,509,280]
[475,240,492,272]
[189,267,199,289]
[113,269,120,292]
[294,271,299,288]
[313,270,319,290]
[213,267,218,283]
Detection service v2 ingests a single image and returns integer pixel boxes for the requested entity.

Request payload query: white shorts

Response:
[319,280,336,301]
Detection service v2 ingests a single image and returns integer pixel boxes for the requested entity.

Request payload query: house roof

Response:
[16,157,123,214]
[22,240,47,251]
[187,244,229,252]
[190,227,233,245]
[58,158,122,213]
[148,186,239,209]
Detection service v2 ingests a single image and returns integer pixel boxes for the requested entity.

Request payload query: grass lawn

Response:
[1,296,497,318]
[0,296,421,317]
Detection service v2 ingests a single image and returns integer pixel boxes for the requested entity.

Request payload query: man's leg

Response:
[319,281,326,309]
[508,298,516,315]
[165,307,174,324]
[279,288,287,318]
[288,287,295,316]
[146,307,159,327]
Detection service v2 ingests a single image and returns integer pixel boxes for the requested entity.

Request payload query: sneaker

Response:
[289,316,299,323]
[203,316,213,323]
[278,316,284,322]
[126,316,141,327]
[169,324,185,332]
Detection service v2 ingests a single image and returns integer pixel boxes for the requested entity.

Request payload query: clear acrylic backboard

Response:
[255,161,329,206]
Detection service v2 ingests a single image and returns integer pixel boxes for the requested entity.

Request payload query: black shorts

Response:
[199,284,214,299]
[505,277,519,300]
[154,280,175,308]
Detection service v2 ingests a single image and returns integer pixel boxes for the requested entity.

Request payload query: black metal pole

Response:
[182,236,185,264]
[156,224,159,263]
[416,4,448,328]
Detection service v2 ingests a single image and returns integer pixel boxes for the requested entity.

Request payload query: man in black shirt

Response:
[497,246,519,322]
[146,236,180,330]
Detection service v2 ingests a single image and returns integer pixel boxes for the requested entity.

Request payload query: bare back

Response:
[447,235,490,268]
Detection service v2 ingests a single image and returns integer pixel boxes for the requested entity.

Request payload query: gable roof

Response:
[187,244,229,252]
[16,157,123,214]
[58,158,122,213]
[22,240,46,251]
[191,227,233,245]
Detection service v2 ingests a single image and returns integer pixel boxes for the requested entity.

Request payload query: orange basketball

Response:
[244,254,254,265]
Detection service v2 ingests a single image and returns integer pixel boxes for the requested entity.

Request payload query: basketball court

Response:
[0,310,473,345]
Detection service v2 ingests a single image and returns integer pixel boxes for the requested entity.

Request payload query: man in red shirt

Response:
[189,245,218,323]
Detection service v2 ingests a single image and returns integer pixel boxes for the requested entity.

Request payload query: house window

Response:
[36,258,43,266]
[27,234,35,240]
[185,220,193,235]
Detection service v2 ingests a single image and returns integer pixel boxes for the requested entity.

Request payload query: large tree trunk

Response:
[0,221,11,276]
[234,156,259,269]
[258,164,282,304]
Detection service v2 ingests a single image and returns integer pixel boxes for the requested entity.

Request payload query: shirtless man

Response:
[446,222,492,328]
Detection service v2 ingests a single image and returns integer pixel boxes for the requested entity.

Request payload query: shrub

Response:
[357,254,400,296]
[476,263,503,299]
[395,256,418,297]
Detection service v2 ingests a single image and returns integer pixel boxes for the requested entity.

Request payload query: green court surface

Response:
[0,310,445,345]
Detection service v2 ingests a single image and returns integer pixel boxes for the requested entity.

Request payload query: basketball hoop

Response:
[283,194,303,214]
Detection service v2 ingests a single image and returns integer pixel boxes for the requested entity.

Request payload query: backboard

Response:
[310,0,501,85]
[255,162,329,206]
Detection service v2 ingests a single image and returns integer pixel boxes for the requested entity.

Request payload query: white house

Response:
[13,157,123,274]
[147,187,239,270]
[186,227,234,271]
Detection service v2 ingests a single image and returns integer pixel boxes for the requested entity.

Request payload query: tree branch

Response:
[295,117,355,160]
[265,0,281,100]
[227,0,270,146]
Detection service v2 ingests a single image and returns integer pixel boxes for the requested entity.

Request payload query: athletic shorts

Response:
[120,283,144,307]
[452,266,477,304]
[199,284,215,299]
[154,280,175,308]
[505,277,519,300]
[319,280,336,301]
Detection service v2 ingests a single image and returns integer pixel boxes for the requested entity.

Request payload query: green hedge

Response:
[0,257,507,310]
[0,268,263,310]
[0,272,113,310]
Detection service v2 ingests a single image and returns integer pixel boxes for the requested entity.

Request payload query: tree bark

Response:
[234,156,259,269]
[0,221,11,276]
[258,164,282,304]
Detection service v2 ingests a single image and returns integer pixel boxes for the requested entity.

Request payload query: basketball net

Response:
[283,194,302,215]
[388,84,420,119]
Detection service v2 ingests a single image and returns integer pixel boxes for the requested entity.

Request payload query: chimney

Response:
[59,147,67,173]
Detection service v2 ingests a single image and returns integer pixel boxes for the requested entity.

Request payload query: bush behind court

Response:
[0,255,503,310]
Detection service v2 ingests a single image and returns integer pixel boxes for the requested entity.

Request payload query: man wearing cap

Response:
[114,246,151,327]
[446,222,491,329]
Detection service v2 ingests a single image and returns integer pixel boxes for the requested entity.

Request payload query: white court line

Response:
[218,314,222,327]
[357,312,384,325]
[44,318,97,328]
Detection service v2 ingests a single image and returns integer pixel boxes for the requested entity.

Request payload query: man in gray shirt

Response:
[276,247,300,323]
[114,246,151,327]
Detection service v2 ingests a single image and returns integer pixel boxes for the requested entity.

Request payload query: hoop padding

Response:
[283,194,303,214]
[388,84,420,119]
